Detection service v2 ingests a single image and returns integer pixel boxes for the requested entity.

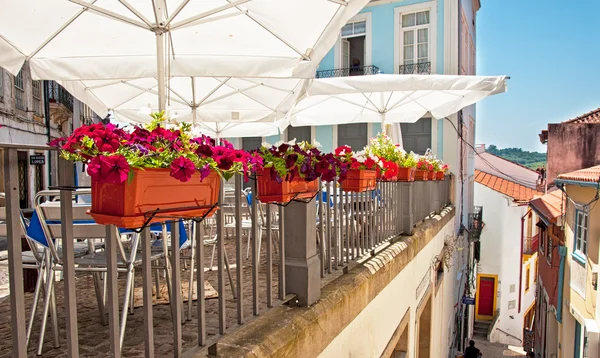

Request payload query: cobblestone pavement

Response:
[0,234,280,357]
[473,337,527,357]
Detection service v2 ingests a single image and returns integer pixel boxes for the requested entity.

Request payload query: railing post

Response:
[284,198,320,306]
[400,182,415,235]
[4,148,27,358]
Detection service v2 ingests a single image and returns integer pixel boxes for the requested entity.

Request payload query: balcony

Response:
[48,81,73,113]
[524,233,539,256]
[468,206,484,241]
[48,81,74,132]
[315,65,380,78]
[0,144,456,357]
[399,61,431,75]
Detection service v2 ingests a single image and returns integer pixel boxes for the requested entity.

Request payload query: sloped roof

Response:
[556,165,600,184]
[563,108,600,124]
[475,170,542,202]
[529,189,565,222]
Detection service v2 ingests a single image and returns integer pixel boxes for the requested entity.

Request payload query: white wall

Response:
[475,152,539,189]
[475,183,531,345]
[319,216,456,358]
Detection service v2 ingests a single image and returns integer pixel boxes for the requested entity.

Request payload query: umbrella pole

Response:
[156,33,166,111]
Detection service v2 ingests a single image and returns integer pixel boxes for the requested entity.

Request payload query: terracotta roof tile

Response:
[563,107,600,124]
[556,165,600,183]
[529,189,565,222]
[475,170,543,202]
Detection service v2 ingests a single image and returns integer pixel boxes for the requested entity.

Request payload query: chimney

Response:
[475,144,486,154]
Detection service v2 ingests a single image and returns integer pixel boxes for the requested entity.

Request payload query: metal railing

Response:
[48,81,73,112]
[0,143,453,358]
[399,62,431,75]
[317,178,452,277]
[315,65,380,78]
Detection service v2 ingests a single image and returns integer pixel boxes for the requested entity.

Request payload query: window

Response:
[338,123,367,151]
[14,70,24,110]
[400,10,430,66]
[32,80,42,116]
[575,210,589,257]
[460,11,469,74]
[534,260,538,284]
[539,226,546,255]
[287,126,311,143]
[401,118,431,155]
[525,264,531,292]
[470,38,476,75]
[341,20,366,38]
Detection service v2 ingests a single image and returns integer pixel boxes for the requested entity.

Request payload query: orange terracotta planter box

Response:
[340,169,377,193]
[436,171,445,180]
[256,168,319,204]
[89,168,220,229]
[415,169,428,181]
[427,171,436,180]
[397,167,416,182]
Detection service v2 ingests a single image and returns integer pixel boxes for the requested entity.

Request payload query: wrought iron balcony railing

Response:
[399,61,431,75]
[48,81,73,112]
[468,206,484,241]
[315,65,380,79]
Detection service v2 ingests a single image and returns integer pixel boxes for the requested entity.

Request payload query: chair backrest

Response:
[39,203,106,239]
[0,193,44,262]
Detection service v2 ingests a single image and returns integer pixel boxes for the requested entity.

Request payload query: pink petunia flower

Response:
[170,156,196,182]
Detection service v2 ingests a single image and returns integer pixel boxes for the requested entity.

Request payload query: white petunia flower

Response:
[287,138,297,146]
[313,139,322,148]
[261,141,272,148]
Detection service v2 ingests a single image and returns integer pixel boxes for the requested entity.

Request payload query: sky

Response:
[475,0,600,152]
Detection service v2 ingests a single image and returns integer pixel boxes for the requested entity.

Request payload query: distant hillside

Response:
[486,145,546,170]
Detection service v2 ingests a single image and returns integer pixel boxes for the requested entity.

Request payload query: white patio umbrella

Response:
[58,76,307,137]
[288,74,508,144]
[0,0,369,110]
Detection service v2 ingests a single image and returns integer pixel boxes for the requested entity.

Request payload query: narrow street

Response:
[473,338,527,357]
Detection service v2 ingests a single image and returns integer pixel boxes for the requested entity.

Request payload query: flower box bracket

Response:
[90,202,220,233]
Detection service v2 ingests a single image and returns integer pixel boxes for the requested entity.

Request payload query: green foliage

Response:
[486,144,546,169]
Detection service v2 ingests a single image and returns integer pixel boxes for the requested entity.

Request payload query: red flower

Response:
[350,161,361,170]
[216,154,235,171]
[383,160,399,179]
[170,156,196,182]
[364,157,376,169]
[92,130,121,153]
[232,150,248,163]
[87,155,130,184]
[334,145,352,156]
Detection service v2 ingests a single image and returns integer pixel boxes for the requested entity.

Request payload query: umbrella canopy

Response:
[59,76,308,122]
[58,76,307,136]
[288,74,508,127]
[0,0,369,82]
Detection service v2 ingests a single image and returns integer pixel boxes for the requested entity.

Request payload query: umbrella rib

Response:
[360,92,382,113]
[28,0,100,60]
[69,0,151,30]
[326,0,348,5]
[165,0,192,27]
[118,0,155,27]
[191,77,197,108]
[332,95,380,113]
[201,83,263,106]
[238,78,295,94]
[226,0,310,61]
[221,82,277,112]
[85,80,125,90]
[197,77,231,106]
[385,91,416,112]
[120,81,189,107]
[165,83,191,105]
[170,0,251,30]
[387,91,430,112]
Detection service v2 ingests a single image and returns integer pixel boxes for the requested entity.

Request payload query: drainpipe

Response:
[519,210,529,314]
[43,80,52,186]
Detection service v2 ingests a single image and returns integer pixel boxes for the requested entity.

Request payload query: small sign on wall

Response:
[462,296,475,305]
[29,154,45,165]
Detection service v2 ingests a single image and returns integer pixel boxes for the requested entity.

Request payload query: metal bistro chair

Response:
[0,193,60,351]
[32,189,166,354]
